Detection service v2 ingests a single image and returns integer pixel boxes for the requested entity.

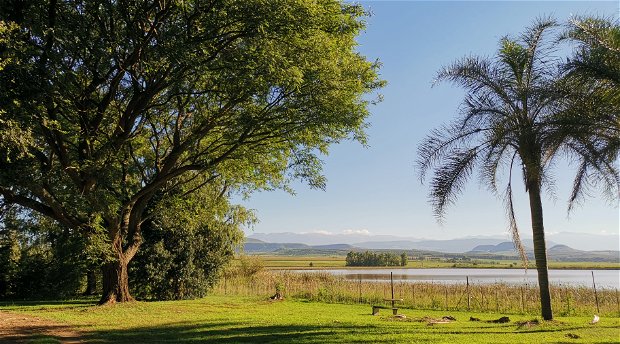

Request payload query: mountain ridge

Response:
[247,231,619,252]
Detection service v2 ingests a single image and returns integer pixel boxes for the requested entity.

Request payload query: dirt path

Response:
[0,311,84,343]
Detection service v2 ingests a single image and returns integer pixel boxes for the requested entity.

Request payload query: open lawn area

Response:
[1,296,618,343]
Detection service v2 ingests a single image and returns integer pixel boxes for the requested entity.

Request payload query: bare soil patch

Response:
[0,311,83,343]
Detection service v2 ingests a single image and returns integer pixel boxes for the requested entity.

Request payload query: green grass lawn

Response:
[2,296,619,343]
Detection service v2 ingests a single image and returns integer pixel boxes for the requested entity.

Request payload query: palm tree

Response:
[559,17,620,196]
[417,18,619,320]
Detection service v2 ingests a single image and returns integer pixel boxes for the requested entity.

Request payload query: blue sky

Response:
[239,1,619,240]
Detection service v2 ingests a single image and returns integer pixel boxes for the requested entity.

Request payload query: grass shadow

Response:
[82,321,419,344]
[0,298,96,309]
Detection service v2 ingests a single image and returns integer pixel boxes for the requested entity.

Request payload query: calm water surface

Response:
[294,268,620,289]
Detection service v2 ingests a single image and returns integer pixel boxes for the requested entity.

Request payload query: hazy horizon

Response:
[246,230,620,252]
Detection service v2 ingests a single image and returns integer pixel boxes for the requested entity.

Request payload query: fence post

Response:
[520,285,525,314]
[466,276,470,311]
[616,288,619,317]
[496,289,499,312]
[358,274,362,303]
[481,286,485,311]
[566,289,571,316]
[592,271,600,314]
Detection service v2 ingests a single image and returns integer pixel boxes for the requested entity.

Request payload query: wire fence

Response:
[212,270,620,317]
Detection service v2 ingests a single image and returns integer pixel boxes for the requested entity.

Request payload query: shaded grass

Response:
[2,296,619,343]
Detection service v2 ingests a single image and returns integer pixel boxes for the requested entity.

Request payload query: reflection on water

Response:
[293,268,620,289]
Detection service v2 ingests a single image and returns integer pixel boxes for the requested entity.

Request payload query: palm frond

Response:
[504,152,528,267]
[567,160,589,213]
[479,128,517,194]
[505,184,528,268]
[563,139,620,212]
[416,122,487,182]
[435,56,515,111]
[428,148,479,220]
[521,17,559,87]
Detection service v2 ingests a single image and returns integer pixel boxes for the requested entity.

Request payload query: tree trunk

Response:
[527,182,553,320]
[98,216,142,304]
[84,269,97,295]
[99,257,133,304]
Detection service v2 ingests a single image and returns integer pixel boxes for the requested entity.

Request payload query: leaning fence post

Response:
[592,271,600,314]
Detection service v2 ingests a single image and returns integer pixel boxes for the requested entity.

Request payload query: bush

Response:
[0,209,89,299]
[130,219,243,300]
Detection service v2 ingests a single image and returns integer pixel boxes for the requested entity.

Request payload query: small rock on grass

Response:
[515,319,539,329]
[469,316,510,323]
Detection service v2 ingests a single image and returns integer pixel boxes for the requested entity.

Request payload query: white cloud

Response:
[302,230,334,235]
[342,229,371,235]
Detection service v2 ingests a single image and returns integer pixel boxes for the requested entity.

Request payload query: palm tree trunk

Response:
[527,182,553,320]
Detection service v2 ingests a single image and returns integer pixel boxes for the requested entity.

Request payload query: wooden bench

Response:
[372,305,399,315]
[371,273,403,316]
[372,298,403,315]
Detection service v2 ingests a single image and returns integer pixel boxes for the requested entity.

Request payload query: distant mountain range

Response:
[243,240,355,253]
[468,241,619,262]
[247,231,619,252]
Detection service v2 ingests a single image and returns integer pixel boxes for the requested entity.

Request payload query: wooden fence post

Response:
[358,274,362,304]
[592,271,600,314]
[496,289,499,312]
[466,276,470,311]
[520,285,525,314]
[615,288,619,316]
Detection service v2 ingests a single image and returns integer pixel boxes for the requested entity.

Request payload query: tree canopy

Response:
[0,0,383,303]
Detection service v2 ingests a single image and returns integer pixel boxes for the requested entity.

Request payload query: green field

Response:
[252,255,620,270]
[2,296,619,343]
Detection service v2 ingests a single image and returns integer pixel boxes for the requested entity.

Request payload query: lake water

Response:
[294,268,620,289]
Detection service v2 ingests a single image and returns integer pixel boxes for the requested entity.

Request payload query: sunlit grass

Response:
[3,296,619,343]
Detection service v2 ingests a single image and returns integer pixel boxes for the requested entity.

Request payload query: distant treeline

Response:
[345,251,407,267]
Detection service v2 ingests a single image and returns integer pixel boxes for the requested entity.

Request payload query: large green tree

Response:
[0,0,382,304]
[417,18,619,320]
